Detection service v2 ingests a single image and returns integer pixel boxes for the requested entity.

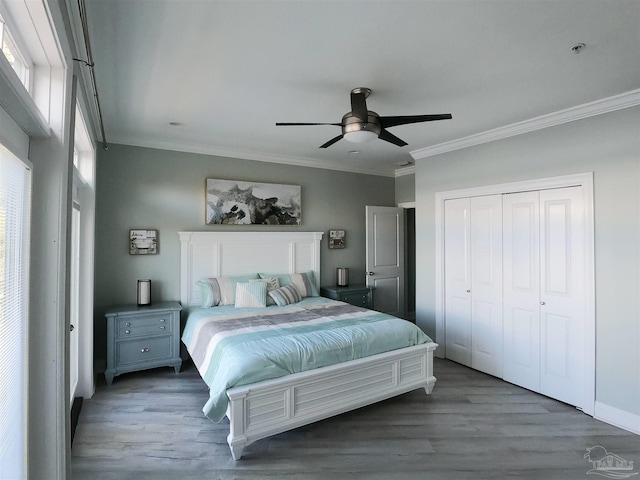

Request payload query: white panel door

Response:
[365,206,405,318]
[538,186,585,406]
[503,191,541,392]
[444,198,472,366]
[470,195,503,377]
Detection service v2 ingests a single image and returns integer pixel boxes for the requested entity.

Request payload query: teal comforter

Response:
[182,297,432,421]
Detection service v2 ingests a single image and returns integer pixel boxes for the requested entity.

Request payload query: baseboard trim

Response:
[594,401,640,435]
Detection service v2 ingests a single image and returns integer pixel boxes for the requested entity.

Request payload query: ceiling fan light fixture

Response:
[343,129,378,144]
[342,114,381,144]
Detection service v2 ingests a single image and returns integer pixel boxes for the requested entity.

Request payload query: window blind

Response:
[0,143,31,479]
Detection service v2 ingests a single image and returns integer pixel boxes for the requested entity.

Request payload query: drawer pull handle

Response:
[141,348,150,353]
[160,319,166,323]
[125,322,131,326]
[125,330,131,334]
[160,326,166,330]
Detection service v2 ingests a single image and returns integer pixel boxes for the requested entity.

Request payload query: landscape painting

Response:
[206,179,301,225]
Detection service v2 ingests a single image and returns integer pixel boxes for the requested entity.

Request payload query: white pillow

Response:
[234,281,267,308]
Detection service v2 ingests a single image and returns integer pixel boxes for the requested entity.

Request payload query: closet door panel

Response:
[503,191,540,391]
[444,198,471,366]
[470,195,503,377]
[510,307,538,370]
[539,187,585,406]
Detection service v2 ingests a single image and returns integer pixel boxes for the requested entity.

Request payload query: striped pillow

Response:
[196,274,259,307]
[258,271,318,297]
[234,282,267,308]
[290,272,319,297]
[268,284,302,306]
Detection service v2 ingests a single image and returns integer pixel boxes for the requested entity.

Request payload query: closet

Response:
[444,186,585,407]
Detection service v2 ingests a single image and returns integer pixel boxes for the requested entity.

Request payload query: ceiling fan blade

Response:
[276,122,342,126]
[379,114,452,129]
[350,90,369,121]
[378,129,408,147]
[319,134,343,148]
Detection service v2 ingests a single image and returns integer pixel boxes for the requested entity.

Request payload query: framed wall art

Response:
[329,229,346,249]
[129,229,158,255]
[205,178,301,225]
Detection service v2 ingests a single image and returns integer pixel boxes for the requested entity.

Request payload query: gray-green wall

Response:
[94,144,395,361]
[415,106,640,418]
[395,173,415,204]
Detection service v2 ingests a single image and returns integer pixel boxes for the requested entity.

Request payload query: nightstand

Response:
[104,301,182,385]
[320,285,374,309]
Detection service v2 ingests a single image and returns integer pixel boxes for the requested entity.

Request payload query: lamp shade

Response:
[137,279,151,306]
[343,130,378,144]
[336,268,349,287]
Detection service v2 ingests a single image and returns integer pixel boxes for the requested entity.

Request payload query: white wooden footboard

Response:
[226,341,438,460]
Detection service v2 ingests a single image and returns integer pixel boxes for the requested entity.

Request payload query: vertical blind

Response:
[0,143,31,479]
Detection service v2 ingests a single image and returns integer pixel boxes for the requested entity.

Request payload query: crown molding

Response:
[411,89,640,160]
[105,89,640,176]
[107,136,396,177]
[394,165,415,177]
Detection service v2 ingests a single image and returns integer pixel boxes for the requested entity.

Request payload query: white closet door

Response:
[538,186,585,406]
[444,198,472,366]
[470,195,503,377]
[503,191,541,392]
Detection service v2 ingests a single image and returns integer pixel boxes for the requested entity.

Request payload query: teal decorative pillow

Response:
[249,277,280,306]
[258,271,318,297]
[235,281,267,308]
[268,284,302,306]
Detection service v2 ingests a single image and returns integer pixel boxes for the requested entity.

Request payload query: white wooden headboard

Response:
[179,231,324,307]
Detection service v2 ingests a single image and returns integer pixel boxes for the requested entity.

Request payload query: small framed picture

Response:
[329,229,346,249]
[129,229,158,255]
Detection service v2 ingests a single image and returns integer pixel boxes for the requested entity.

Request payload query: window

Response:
[70,101,96,403]
[0,13,30,91]
[74,106,95,187]
[0,143,32,480]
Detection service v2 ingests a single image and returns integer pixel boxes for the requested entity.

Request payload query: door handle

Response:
[70,324,75,332]
[540,301,546,305]
[366,271,374,276]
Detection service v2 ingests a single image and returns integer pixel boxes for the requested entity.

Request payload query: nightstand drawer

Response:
[321,285,374,309]
[339,292,370,307]
[116,314,172,339]
[117,336,173,366]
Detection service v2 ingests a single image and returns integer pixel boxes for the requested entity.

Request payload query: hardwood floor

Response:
[71,359,640,480]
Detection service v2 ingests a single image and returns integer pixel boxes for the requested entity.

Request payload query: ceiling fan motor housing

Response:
[341,112,382,136]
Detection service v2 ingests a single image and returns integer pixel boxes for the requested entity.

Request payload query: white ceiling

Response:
[84,0,640,176]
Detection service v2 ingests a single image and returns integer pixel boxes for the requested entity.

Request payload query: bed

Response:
[179,231,437,460]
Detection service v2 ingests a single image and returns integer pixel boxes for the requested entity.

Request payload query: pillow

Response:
[234,282,267,308]
[268,284,302,306]
[249,277,280,306]
[259,271,318,298]
[196,274,259,307]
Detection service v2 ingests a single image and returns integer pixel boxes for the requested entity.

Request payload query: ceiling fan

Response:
[276,87,452,148]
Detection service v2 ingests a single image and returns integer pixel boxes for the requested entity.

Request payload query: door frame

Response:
[434,172,595,415]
